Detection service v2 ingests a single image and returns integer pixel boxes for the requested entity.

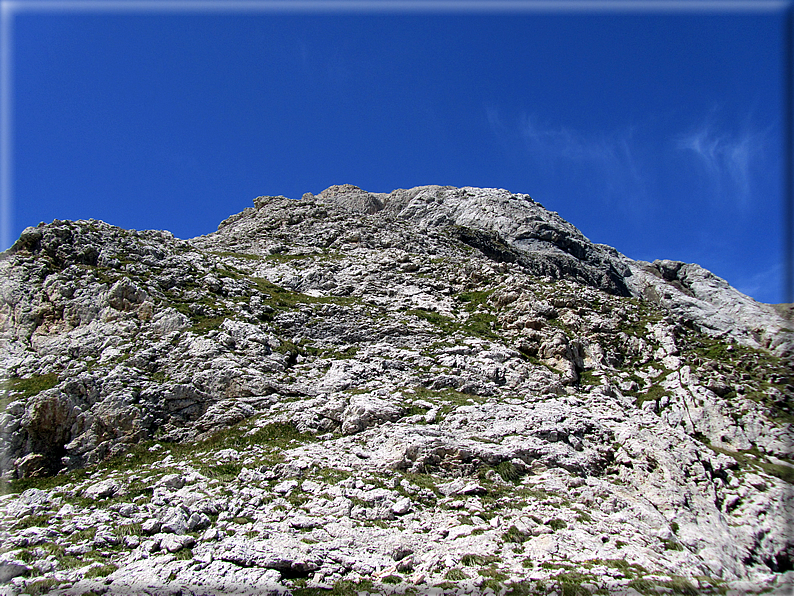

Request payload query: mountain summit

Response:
[0,185,792,595]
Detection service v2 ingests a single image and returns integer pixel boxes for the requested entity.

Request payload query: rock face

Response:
[0,184,792,595]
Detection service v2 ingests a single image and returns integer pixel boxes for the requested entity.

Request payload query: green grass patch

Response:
[495,460,524,483]
[664,577,699,595]
[475,472,551,510]
[634,385,670,411]
[445,568,469,581]
[22,579,59,596]
[540,561,575,570]
[201,462,243,481]
[191,316,227,334]
[315,468,353,484]
[705,444,794,485]
[502,525,531,543]
[114,523,142,538]
[547,519,567,531]
[628,577,700,595]
[70,527,97,542]
[505,582,541,596]
[264,253,313,263]
[13,514,52,530]
[1,373,59,409]
[84,563,118,578]
[458,289,494,310]
[167,293,229,334]
[457,289,501,338]
[252,277,358,312]
[292,579,374,596]
[661,538,684,551]
[582,559,648,578]
[461,554,500,566]
[681,333,792,425]
[556,571,597,596]
[398,472,440,497]
[15,549,36,563]
[410,386,486,419]
[578,371,601,386]
[407,308,454,328]
[57,555,84,570]
[204,420,315,451]
[406,302,500,340]
[619,313,662,338]
[463,312,499,338]
[479,570,508,587]
[173,548,193,560]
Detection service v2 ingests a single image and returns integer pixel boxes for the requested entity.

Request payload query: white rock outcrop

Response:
[0,186,791,595]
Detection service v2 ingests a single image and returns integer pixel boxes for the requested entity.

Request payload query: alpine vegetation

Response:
[0,185,791,595]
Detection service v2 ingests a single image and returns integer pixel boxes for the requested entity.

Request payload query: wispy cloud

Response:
[488,109,649,208]
[732,260,783,304]
[487,105,774,215]
[675,116,770,207]
[519,114,625,163]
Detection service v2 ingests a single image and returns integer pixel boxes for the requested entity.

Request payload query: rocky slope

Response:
[0,184,792,596]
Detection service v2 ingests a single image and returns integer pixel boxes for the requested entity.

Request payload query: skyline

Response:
[2,0,792,304]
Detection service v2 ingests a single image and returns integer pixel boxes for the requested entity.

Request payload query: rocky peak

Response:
[0,185,792,595]
[211,184,793,355]
[315,183,389,214]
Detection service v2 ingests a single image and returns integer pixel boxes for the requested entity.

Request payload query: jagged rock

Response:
[160,533,194,553]
[141,518,161,535]
[83,478,119,500]
[155,473,185,491]
[0,560,29,582]
[438,478,487,497]
[0,185,791,595]
[341,394,404,435]
[159,507,189,535]
[391,497,413,515]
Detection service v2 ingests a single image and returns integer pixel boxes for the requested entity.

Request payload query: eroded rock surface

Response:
[0,185,791,595]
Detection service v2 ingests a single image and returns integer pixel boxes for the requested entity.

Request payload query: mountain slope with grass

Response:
[0,185,792,595]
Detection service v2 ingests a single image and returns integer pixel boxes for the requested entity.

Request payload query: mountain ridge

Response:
[0,184,791,595]
[203,184,792,354]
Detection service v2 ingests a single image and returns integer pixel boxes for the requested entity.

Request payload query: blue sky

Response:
[3,1,790,303]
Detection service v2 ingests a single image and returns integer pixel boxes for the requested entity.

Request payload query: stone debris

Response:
[0,184,792,595]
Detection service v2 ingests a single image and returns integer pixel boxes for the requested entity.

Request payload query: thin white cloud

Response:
[489,105,775,219]
[519,114,629,163]
[676,118,769,207]
[733,261,783,303]
[508,112,647,205]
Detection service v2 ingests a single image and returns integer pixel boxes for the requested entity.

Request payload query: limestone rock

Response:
[0,185,791,595]
[82,478,119,500]
[341,394,404,435]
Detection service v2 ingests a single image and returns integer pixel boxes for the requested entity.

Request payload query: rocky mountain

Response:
[0,184,792,596]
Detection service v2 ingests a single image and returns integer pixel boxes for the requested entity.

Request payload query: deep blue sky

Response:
[7,3,789,303]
